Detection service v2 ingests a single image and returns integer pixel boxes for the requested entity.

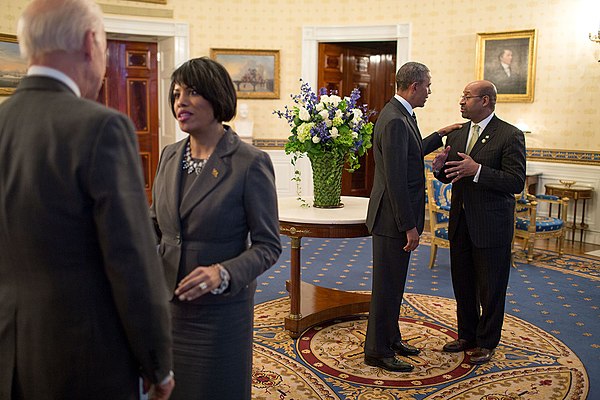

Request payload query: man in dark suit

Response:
[364,62,461,372]
[434,80,526,364]
[485,49,526,94]
[0,0,174,398]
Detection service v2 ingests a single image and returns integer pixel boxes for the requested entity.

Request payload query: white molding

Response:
[103,16,190,146]
[266,150,312,198]
[301,24,411,91]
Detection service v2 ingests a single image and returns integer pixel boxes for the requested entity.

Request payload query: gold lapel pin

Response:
[212,168,219,178]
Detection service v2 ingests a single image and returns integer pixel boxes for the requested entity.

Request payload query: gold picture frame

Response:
[210,48,280,99]
[476,29,537,103]
[0,34,27,96]
[125,0,166,4]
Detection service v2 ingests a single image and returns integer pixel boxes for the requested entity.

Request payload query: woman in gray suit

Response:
[150,57,282,399]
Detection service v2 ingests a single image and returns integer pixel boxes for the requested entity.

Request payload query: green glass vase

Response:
[308,151,344,208]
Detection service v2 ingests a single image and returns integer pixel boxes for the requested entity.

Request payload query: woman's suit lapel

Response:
[160,140,186,224]
[179,129,239,219]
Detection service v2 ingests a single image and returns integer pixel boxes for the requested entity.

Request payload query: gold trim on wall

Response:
[426,147,600,166]
[476,29,537,103]
[525,148,600,166]
[124,0,166,5]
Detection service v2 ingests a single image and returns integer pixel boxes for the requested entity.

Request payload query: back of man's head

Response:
[396,62,429,91]
[17,0,104,63]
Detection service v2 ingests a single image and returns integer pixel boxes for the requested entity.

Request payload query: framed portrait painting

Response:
[476,29,537,103]
[210,48,280,99]
[0,34,27,95]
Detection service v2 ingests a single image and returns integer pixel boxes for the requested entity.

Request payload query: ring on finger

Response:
[198,281,208,290]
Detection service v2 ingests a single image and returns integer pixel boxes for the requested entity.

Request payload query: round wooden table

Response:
[278,196,371,338]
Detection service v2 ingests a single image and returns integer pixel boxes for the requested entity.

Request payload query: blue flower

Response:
[274,79,374,172]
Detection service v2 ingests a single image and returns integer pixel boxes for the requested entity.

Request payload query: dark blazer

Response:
[150,128,281,304]
[367,97,443,237]
[0,76,172,399]
[437,115,526,247]
[485,63,526,94]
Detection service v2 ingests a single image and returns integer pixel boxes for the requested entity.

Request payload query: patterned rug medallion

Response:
[252,294,588,399]
[250,236,597,399]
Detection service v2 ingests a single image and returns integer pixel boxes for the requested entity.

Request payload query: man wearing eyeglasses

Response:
[433,80,526,365]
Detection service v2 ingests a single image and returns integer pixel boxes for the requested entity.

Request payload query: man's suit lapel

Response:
[469,115,498,157]
[391,98,422,152]
[179,129,238,219]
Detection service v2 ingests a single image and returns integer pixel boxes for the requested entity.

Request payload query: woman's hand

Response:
[175,264,222,301]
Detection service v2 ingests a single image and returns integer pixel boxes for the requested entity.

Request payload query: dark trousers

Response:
[364,233,411,358]
[450,209,511,349]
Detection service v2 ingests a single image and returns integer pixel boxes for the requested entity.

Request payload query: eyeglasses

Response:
[460,95,484,101]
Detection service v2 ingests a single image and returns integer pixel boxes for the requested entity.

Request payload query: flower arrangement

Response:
[274,80,374,173]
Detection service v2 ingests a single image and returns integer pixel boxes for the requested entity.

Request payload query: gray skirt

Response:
[169,299,254,400]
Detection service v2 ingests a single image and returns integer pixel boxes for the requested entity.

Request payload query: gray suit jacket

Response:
[150,128,281,304]
[0,76,172,399]
[367,97,443,237]
[437,115,526,247]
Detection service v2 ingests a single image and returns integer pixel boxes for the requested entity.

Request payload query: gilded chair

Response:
[513,193,569,262]
[425,172,452,268]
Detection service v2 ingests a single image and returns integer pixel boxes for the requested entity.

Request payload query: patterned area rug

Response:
[252,295,588,399]
[250,236,598,399]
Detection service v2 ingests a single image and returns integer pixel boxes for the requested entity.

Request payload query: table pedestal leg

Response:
[288,237,302,321]
[571,200,578,242]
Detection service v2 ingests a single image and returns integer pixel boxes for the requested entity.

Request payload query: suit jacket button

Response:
[175,234,181,244]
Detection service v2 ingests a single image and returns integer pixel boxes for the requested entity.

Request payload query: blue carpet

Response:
[254,235,599,399]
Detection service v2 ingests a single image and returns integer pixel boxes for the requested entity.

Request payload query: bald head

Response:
[459,80,497,123]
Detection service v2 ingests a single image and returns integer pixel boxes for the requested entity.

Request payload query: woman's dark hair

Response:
[169,57,237,122]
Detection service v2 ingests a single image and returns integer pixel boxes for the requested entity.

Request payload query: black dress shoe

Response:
[364,355,414,372]
[469,348,494,365]
[442,339,477,353]
[391,340,421,356]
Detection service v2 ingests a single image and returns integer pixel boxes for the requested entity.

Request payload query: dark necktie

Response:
[412,112,418,127]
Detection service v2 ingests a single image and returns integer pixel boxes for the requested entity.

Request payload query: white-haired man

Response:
[0,0,174,398]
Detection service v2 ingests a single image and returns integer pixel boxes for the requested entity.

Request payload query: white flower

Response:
[352,131,358,139]
[312,135,321,143]
[297,122,314,142]
[318,109,329,121]
[352,108,363,119]
[330,127,339,138]
[335,109,343,119]
[316,102,324,111]
[327,95,341,106]
[298,106,311,122]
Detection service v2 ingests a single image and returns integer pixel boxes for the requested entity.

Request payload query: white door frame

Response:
[301,24,411,90]
[103,16,190,146]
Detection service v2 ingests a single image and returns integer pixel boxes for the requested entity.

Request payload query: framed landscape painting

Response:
[0,34,27,95]
[210,48,280,99]
[476,29,537,103]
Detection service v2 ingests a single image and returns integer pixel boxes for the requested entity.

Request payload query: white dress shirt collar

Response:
[27,65,81,97]
[472,112,494,133]
[394,94,414,117]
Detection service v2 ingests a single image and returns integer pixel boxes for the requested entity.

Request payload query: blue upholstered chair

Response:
[425,172,451,268]
[513,193,569,262]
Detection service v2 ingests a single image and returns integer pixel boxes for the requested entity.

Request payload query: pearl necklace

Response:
[182,140,209,175]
